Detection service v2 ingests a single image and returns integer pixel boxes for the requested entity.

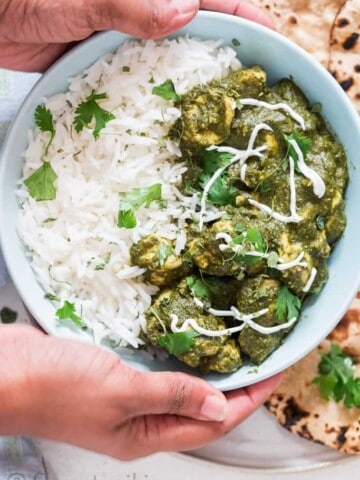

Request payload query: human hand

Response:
[2,324,282,460]
[0,0,273,72]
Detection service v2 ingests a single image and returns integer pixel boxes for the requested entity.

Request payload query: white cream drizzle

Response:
[170,304,297,337]
[289,140,326,198]
[239,98,306,130]
[215,233,307,271]
[303,267,318,292]
[198,123,273,230]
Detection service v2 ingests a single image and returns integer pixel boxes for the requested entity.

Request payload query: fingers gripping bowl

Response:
[1,12,360,391]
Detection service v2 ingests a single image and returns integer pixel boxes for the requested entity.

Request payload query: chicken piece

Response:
[170,66,267,159]
[171,88,235,158]
[200,339,243,373]
[130,234,192,287]
[145,279,239,372]
[237,277,286,365]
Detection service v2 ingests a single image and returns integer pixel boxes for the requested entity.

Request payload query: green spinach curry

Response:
[130,66,348,374]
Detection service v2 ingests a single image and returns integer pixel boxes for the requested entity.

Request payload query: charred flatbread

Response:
[251,0,345,65]
[329,0,360,111]
[265,304,360,454]
[251,0,360,111]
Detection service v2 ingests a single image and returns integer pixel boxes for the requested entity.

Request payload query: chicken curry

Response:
[129,65,348,374]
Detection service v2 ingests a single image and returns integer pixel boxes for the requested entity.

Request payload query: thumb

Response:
[121,369,228,422]
[88,0,200,39]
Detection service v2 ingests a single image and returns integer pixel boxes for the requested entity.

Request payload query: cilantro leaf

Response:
[284,132,312,172]
[44,292,60,302]
[0,307,17,324]
[118,184,162,229]
[157,243,174,268]
[35,105,55,156]
[157,331,199,356]
[201,150,233,176]
[200,174,237,206]
[74,91,115,139]
[313,344,360,408]
[56,301,87,329]
[24,162,57,201]
[275,286,301,321]
[186,275,211,301]
[152,79,181,101]
[119,183,162,211]
[246,227,266,252]
[118,209,137,229]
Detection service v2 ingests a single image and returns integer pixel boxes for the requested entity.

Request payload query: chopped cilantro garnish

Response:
[24,162,57,201]
[201,150,233,176]
[44,292,60,302]
[122,66,130,72]
[157,331,199,356]
[200,174,238,206]
[56,301,86,329]
[186,275,211,301]
[232,38,241,46]
[284,132,312,172]
[95,253,111,271]
[313,343,360,408]
[157,243,174,268]
[118,183,162,229]
[275,286,301,321]
[74,91,115,140]
[152,79,181,101]
[34,105,55,156]
[0,307,17,324]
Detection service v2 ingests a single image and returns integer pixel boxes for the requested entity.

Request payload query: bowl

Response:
[1,11,360,391]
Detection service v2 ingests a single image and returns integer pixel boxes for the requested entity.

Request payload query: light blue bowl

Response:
[1,12,360,391]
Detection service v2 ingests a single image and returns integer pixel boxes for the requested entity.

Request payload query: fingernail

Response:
[200,395,228,422]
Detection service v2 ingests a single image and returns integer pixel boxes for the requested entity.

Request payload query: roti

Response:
[251,0,345,65]
[329,0,360,111]
[265,304,360,454]
[251,0,360,111]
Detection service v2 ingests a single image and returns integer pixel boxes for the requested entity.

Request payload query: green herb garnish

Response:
[157,243,174,268]
[24,162,57,201]
[122,66,130,72]
[313,344,360,408]
[35,105,55,156]
[118,183,162,229]
[0,307,17,323]
[186,275,211,301]
[275,286,301,321]
[152,79,181,101]
[284,132,312,172]
[44,292,60,302]
[157,331,199,356]
[74,91,115,139]
[201,150,233,176]
[232,38,241,46]
[95,253,111,271]
[56,301,86,329]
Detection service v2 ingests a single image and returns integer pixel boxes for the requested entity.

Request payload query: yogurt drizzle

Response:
[170,304,297,337]
[238,98,306,130]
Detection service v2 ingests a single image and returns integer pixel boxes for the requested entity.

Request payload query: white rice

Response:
[18,37,241,347]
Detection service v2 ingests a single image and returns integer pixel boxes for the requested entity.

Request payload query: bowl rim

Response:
[1,11,360,390]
